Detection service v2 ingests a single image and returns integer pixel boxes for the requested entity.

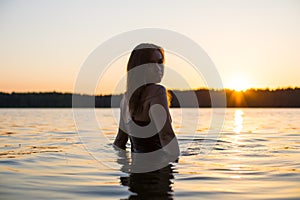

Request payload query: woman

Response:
[113,43,180,160]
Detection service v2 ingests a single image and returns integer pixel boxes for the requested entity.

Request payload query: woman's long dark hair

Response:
[126,43,165,117]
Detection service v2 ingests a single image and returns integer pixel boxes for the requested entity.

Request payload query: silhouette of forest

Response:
[0,88,299,108]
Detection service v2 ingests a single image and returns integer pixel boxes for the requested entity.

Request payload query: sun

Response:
[227,76,251,91]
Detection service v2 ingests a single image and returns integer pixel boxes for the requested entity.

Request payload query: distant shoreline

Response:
[1,88,299,108]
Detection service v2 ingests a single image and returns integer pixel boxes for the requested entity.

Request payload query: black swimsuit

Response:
[128,119,162,153]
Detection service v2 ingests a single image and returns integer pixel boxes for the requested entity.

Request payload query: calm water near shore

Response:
[0,108,299,200]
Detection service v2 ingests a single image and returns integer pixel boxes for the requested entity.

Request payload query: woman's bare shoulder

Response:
[143,84,166,99]
[147,84,166,93]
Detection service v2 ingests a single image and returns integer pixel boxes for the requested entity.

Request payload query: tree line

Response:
[0,88,299,108]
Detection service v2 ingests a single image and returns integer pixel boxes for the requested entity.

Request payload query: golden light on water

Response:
[229,110,244,180]
[233,110,244,134]
[231,175,241,179]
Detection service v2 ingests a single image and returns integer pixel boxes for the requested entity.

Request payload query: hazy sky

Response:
[1,0,299,94]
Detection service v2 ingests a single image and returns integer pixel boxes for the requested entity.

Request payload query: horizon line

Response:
[1,86,300,96]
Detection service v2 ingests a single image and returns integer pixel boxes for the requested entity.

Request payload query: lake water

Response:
[0,108,299,200]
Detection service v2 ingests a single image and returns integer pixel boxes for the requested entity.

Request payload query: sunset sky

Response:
[1,0,299,94]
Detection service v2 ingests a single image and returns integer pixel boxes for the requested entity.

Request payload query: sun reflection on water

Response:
[231,109,244,147]
[229,109,245,179]
[234,110,244,134]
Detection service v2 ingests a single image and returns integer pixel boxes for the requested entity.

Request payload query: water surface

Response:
[0,108,299,199]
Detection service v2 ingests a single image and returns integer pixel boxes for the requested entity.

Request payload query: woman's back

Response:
[127,84,167,153]
[115,84,179,154]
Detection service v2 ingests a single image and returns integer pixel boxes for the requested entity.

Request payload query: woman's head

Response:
[127,43,165,86]
[127,43,164,70]
[126,43,165,116]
